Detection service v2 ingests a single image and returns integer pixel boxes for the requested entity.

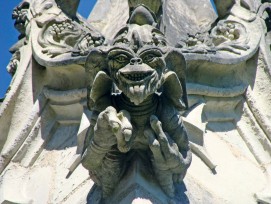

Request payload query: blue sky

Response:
[0,0,97,99]
[0,0,216,99]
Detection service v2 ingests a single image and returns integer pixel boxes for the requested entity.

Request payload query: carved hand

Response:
[93,106,133,153]
[144,115,186,197]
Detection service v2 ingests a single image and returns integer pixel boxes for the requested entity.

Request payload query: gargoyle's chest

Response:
[112,94,160,149]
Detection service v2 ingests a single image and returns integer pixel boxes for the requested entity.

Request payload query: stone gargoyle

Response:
[81,5,192,201]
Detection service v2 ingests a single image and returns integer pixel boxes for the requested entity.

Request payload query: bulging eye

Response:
[143,54,156,63]
[115,54,128,63]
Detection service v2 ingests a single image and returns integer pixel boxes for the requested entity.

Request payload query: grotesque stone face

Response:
[106,24,168,105]
[107,46,166,105]
[85,23,187,110]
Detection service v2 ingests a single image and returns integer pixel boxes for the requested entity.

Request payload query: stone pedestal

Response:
[87,156,189,204]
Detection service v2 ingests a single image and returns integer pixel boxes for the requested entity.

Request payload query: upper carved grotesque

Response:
[81,4,191,202]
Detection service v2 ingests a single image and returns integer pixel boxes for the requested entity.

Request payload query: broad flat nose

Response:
[130,57,142,65]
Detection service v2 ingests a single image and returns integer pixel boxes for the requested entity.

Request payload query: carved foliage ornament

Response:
[10,0,105,66]
[38,18,104,58]
[34,1,105,59]
[179,20,250,55]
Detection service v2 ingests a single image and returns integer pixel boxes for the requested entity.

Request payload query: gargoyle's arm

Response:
[81,106,132,171]
[145,114,192,197]
[159,97,192,170]
[170,116,192,168]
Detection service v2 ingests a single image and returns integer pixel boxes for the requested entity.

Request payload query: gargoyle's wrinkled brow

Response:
[107,49,134,61]
[138,48,163,58]
[138,49,162,64]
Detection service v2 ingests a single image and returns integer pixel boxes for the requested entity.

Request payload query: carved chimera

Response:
[1,0,271,203]
[81,5,192,201]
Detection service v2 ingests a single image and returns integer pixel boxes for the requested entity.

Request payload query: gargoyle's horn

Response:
[128,0,163,21]
[129,5,157,26]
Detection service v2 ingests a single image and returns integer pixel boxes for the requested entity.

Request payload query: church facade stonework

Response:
[1,0,271,203]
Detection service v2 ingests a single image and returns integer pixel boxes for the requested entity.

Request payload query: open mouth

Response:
[120,71,153,82]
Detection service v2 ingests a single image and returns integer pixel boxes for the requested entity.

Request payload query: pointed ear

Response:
[85,48,109,84]
[85,48,112,110]
[163,71,187,110]
[164,49,188,110]
[88,71,113,111]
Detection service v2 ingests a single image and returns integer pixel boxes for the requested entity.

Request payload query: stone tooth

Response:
[134,85,140,93]
[140,85,145,93]
[129,86,134,94]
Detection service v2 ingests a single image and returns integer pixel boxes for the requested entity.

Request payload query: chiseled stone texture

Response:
[0,0,271,203]
[88,0,217,45]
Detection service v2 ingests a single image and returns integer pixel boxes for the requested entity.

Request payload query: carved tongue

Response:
[128,85,145,105]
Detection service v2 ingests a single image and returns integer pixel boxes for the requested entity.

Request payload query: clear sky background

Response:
[0,0,216,99]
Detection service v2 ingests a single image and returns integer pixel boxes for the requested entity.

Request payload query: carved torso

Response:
[113,93,159,149]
